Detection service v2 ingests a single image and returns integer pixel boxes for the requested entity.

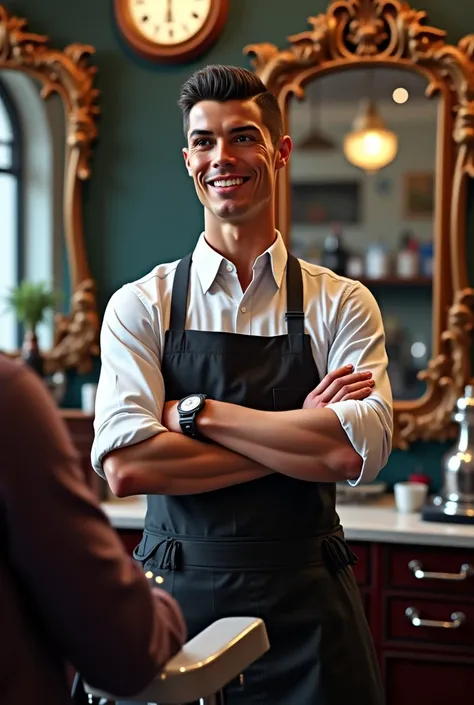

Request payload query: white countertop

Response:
[101,496,474,548]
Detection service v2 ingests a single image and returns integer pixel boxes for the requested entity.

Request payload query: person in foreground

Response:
[92,65,393,704]
[0,355,186,705]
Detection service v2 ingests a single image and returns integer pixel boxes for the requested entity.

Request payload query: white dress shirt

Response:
[92,232,393,485]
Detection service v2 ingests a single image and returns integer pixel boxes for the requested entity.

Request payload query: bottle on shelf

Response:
[396,229,419,279]
[419,241,434,279]
[346,253,364,280]
[321,224,348,276]
[365,241,390,279]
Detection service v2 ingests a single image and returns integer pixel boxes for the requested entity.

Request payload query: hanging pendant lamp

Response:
[296,83,336,152]
[343,97,398,172]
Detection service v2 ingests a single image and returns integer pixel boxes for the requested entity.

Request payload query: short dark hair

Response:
[178,64,283,145]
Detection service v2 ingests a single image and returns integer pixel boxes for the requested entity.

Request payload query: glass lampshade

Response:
[343,98,398,172]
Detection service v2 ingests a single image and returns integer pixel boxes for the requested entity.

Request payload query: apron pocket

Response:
[272,387,308,411]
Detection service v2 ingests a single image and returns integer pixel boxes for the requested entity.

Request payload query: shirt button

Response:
[226,264,233,272]
[241,306,247,313]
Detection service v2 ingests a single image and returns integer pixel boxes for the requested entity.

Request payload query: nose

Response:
[211,139,237,169]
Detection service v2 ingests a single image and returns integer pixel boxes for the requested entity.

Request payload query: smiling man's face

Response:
[182,98,291,224]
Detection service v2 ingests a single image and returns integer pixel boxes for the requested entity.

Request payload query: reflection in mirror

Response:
[289,68,436,401]
[0,70,65,354]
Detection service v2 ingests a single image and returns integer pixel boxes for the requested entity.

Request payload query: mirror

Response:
[245,0,474,448]
[288,68,436,402]
[0,4,100,374]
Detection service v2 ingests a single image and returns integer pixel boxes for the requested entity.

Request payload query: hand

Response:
[303,365,374,409]
[162,401,181,433]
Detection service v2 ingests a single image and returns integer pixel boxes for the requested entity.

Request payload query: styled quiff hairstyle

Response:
[178,64,283,146]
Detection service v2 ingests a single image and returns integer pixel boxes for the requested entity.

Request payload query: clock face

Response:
[129,0,212,46]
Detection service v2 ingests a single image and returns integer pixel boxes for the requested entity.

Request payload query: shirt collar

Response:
[192,231,288,294]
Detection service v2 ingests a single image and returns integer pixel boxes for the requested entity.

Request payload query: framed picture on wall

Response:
[291,181,361,225]
[403,171,435,218]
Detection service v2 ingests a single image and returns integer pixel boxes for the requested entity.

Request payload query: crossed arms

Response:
[104,367,376,497]
[93,282,393,497]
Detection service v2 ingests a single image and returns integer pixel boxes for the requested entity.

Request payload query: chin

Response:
[220,211,253,225]
[219,198,266,221]
[213,204,246,221]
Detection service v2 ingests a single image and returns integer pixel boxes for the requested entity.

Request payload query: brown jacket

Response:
[0,356,186,705]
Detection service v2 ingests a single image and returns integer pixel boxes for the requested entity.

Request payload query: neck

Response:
[204,208,277,290]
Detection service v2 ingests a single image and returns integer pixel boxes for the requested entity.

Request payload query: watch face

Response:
[128,0,212,46]
[180,394,202,413]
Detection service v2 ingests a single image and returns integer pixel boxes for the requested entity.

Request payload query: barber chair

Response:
[80,616,269,705]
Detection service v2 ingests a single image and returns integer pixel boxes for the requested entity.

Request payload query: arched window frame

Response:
[0,77,23,350]
[0,71,61,353]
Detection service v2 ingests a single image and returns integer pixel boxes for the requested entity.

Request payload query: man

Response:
[0,355,186,705]
[92,64,392,704]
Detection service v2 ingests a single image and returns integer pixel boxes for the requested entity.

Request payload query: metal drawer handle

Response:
[405,607,466,629]
[408,560,474,581]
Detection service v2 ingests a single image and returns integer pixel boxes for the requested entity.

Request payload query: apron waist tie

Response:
[134,527,358,573]
[321,533,358,573]
[159,538,182,571]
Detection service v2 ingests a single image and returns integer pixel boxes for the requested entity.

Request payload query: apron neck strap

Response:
[169,253,192,331]
[168,251,305,335]
[285,253,305,335]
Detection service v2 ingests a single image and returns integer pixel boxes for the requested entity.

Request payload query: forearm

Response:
[104,430,272,496]
[198,401,362,482]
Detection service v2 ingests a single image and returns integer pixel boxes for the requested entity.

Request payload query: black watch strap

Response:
[178,394,208,442]
[179,413,205,440]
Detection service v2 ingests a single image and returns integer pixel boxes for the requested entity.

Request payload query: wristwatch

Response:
[177,394,208,441]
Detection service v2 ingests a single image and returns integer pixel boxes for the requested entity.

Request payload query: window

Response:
[0,79,21,352]
[0,72,59,353]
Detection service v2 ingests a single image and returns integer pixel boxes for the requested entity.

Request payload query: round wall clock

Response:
[114,0,228,64]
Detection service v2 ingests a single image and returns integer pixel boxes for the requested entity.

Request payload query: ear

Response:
[182,147,192,176]
[275,135,292,171]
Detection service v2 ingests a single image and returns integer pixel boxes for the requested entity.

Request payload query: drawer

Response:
[386,544,474,595]
[386,596,474,649]
[383,651,474,705]
[348,542,369,585]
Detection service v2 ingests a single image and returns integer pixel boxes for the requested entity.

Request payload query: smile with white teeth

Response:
[211,177,246,187]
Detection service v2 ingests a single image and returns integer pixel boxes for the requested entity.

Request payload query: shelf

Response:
[358,276,432,287]
[60,408,94,420]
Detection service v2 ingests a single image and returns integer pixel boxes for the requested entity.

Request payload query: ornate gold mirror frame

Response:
[244,0,474,448]
[0,5,100,373]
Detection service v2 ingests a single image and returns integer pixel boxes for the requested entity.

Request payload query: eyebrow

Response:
[189,125,261,140]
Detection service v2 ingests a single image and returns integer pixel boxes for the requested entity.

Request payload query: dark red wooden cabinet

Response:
[63,414,474,704]
[354,541,474,705]
[62,411,109,498]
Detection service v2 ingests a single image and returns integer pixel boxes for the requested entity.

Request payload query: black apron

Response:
[133,253,384,705]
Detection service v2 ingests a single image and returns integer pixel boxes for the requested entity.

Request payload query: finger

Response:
[330,379,374,403]
[309,365,355,397]
[341,387,374,402]
[309,367,369,400]
[318,372,373,403]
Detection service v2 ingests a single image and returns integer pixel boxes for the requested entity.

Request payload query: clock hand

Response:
[165,0,173,23]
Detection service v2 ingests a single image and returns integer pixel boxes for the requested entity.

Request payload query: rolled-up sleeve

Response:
[326,282,393,485]
[91,285,168,477]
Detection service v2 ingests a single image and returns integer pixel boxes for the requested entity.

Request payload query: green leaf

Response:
[3,281,62,331]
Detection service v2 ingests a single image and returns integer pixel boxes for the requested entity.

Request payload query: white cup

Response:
[394,481,428,513]
[81,382,97,414]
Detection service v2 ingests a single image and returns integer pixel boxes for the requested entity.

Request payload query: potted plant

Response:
[4,281,61,376]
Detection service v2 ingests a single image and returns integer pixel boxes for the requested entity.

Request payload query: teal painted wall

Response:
[7,0,474,489]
